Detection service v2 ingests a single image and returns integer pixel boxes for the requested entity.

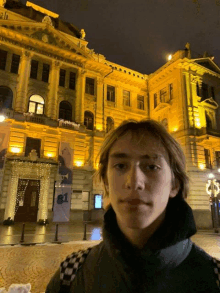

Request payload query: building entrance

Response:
[14,179,40,222]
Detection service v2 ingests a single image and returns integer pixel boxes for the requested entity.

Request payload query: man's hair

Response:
[96,119,189,200]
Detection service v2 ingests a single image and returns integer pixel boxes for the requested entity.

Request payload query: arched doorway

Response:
[84,111,94,130]
[205,111,212,129]
[0,86,13,110]
[106,117,114,133]
[59,101,72,121]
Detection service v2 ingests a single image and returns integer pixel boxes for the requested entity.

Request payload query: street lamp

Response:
[206,167,220,233]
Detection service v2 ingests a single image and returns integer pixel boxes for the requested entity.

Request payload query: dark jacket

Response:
[46,196,220,292]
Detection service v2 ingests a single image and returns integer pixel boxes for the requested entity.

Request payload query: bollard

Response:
[20,223,25,243]
[83,222,87,240]
[54,223,59,242]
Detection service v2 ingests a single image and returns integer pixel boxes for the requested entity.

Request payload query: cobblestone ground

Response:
[0,233,219,293]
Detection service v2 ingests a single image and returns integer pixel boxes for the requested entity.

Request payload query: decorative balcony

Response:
[58,119,81,131]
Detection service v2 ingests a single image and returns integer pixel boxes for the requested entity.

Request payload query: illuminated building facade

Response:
[0,0,220,228]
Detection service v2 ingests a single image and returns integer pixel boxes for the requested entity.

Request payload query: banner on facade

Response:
[53,185,71,222]
[58,142,73,184]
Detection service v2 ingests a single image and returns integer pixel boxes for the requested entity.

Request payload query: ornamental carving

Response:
[0,0,6,7]
[42,15,54,27]
[80,29,86,40]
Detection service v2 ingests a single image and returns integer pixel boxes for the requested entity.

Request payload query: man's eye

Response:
[143,165,160,171]
[114,163,127,170]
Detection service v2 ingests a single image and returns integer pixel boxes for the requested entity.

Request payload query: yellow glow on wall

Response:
[198,163,205,170]
[11,147,21,154]
[172,127,178,132]
[195,118,201,128]
[75,161,83,167]
[96,124,103,131]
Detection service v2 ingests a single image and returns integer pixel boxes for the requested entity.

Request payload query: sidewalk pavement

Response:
[0,219,219,246]
[0,221,103,245]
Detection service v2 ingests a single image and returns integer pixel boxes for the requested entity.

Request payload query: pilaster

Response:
[96,77,104,130]
[15,51,31,113]
[75,68,86,124]
[47,61,60,120]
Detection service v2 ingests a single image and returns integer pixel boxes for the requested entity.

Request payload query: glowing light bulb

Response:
[0,115,6,122]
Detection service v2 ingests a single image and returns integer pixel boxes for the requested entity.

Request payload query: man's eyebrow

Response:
[109,153,162,159]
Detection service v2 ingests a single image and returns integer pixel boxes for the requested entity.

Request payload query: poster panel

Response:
[53,185,71,222]
[58,142,73,185]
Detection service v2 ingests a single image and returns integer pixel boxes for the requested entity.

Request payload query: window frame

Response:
[85,77,95,95]
[10,54,20,74]
[30,59,39,80]
[137,95,144,110]
[107,85,115,102]
[28,95,45,115]
[42,63,50,83]
[123,90,130,107]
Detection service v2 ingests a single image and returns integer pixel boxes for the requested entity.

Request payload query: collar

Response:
[102,196,197,272]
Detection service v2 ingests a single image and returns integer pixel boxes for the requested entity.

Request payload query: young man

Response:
[46,119,220,293]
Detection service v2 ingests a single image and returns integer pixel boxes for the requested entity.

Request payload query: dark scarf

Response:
[102,196,197,272]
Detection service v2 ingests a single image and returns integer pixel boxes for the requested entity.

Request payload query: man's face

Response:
[106,131,179,230]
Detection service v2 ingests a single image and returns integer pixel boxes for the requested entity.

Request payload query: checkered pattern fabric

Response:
[60,247,93,286]
[59,249,220,289]
[213,257,220,289]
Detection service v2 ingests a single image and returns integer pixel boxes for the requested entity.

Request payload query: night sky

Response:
[20,0,220,75]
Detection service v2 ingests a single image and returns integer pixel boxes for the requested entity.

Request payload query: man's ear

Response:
[169,179,180,198]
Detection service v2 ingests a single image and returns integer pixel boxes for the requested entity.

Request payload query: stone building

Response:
[0,0,219,228]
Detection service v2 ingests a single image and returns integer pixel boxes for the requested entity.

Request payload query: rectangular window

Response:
[137,95,144,110]
[107,85,115,102]
[69,71,76,90]
[160,87,168,103]
[30,60,38,79]
[154,93,157,108]
[25,137,41,158]
[216,151,220,168]
[0,49,7,70]
[204,148,211,169]
[10,54,20,74]
[211,86,215,100]
[201,82,208,100]
[59,69,66,87]
[169,83,173,100]
[123,90,130,106]
[42,63,50,83]
[85,77,95,95]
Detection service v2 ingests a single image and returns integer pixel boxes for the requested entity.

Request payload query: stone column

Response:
[75,68,86,124]
[15,51,31,113]
[96,77,104,131]
[47,61,60,120]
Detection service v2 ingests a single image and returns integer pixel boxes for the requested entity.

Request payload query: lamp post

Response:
[206,168,220,233]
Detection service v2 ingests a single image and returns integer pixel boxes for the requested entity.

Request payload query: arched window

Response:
[84,111,94,130]
[59,101,72,121]
[28,95,44,115]
[205,111,212,129]
[0,86,13,110]
[161,118,168,130]
[106,117,114,133]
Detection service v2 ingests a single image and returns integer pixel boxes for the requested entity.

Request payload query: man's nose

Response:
[125,166,145,190]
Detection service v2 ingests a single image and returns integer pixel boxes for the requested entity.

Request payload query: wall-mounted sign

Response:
[94,194,102,209]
